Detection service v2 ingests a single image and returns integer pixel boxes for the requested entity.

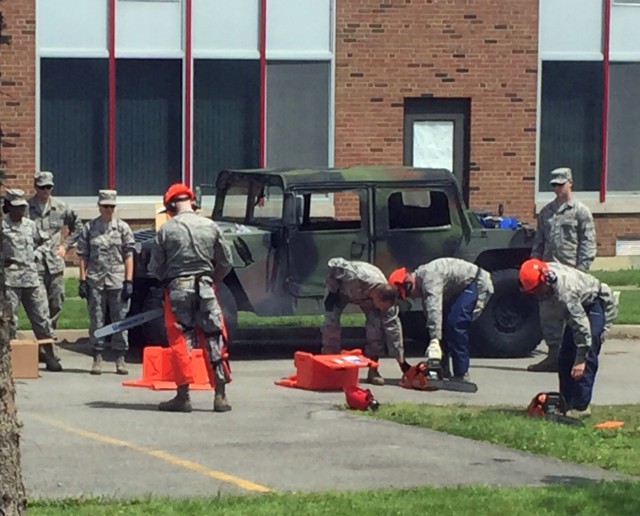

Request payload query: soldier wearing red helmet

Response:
[148,183,233,413]
[518,259,618,418]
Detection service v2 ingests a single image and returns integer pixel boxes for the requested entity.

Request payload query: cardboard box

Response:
[10,339,40,379]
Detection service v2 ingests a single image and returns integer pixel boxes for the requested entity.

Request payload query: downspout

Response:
[108,0,116,189]
[184,0,193,187]
[600,0,611,203]
[259,0,267,167]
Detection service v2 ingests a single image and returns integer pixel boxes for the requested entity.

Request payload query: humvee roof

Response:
[221,166,456,188]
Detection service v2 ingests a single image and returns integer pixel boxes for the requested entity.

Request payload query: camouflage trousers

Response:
[321,301,403,360]
[88,288,130,352]
[166,276,228,385]
[539,297,565,352]
[40,270,65,330]
[6,285,57,359]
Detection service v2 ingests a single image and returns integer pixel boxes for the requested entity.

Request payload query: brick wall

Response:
[595,215,640,257]
[0,0,36,190]
[334,0,539,224]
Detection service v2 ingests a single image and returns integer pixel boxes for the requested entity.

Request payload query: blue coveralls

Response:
[442,281,478,377]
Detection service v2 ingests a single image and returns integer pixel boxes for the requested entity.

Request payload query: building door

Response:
[403,98,471,204]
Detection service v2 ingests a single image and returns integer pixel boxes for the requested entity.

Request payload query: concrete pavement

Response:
[15,339,638,499]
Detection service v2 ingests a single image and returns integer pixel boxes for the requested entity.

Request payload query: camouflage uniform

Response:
[321,258,404,361]
[531,167,597,369]
[2,190,59,365]
[28,173,83,329]
[414,258,493,377]
[541,263,617,410]
[76,212,135,353]
[148,211,233,389]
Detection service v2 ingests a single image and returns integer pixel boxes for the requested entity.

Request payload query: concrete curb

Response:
[608,325,640,340]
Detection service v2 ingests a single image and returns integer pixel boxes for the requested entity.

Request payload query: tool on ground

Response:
[526,391,584,426]
[344,385,380,411]
[93,308,163,339]
[400,359,478,393]
[593,420,624,430]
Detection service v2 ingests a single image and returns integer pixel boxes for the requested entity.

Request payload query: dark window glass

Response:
[266,61,330,168]
[607,63,640,192]
[116,59,182,195]
[388,190,451,229]
[41,58,108,196]
[193,60,260,187]
[540,61,602,192]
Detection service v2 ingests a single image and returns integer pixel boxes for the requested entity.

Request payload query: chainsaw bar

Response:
[428,379,478,393]
[544,413,585,427]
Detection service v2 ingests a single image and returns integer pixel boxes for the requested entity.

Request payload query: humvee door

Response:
[285,187,372,297]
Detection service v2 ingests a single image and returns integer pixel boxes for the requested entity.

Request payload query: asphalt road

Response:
[16,339,637,499]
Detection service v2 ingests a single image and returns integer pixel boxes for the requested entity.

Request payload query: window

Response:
[193,60,260,186]
[266,61,330,168]
[539,61,602,192]
[250,185,284,224]
[297,190,361,231]
[40,58,108,196]
[388,190,451,229]
[607,63,640,192]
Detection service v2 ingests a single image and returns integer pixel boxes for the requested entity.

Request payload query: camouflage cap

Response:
[34,171,55,187]
[549,167,572,186]
[5,188,29,207]
[98,189,117,206]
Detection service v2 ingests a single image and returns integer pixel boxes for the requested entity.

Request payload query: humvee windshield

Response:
[218,175,284,225]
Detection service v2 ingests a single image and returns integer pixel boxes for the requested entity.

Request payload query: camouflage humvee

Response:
[130,166,541,357]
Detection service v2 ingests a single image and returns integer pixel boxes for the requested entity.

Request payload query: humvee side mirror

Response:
[283,193,304,226]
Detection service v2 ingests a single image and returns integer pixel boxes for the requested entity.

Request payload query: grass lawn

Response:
[371,403,640,476]
[592,269,640,287]
[15,276,640,330]
[27,480,640,516]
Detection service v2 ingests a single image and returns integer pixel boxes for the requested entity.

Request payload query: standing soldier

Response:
[148,183,233,413]
[76,190,135,375]
[28,171,83,331]
[388,258,493,382]
[2,189,62,371]
[529,167,596,372]
[321,258,410,386]
[519,259,617,418]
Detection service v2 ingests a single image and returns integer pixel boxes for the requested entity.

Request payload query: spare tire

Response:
[470,269,541,358]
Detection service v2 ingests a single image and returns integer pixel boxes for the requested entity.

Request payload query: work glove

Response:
[121,280,134,302]
[324,291,342,312]
[78,280,90,300]
[425,338,442,360]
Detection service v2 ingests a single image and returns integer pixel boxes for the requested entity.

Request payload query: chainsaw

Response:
[400,358,478,393]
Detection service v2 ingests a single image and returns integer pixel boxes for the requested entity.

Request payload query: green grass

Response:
[26,481,640,516]
[14,277,640,330]
[371,404,640,476]
[592,269,640,287]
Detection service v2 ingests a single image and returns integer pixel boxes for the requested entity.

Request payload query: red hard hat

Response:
[163,183,194,205]
[344,385,375,411]
[519,259,548,293]
[388,267,409,299]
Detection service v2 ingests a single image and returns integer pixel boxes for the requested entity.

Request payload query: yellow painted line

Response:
[31,414,273,493]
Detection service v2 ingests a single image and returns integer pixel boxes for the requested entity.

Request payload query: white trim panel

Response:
[192,0,260,57]
[535,192,640,214]
[36,0,108,56]
[192,50,260,60]
[116,0,183,57]
[611,4,640,57]
[539,0,602,58]
[266,0,332,58]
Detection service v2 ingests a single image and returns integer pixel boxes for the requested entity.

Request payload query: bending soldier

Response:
[76,190,135,375]
[530,167,596,372]
[2,189,62,371]
[389,258,493,382]
[321,258,410,386]
[148,183,233,413]
[519,259,617,418]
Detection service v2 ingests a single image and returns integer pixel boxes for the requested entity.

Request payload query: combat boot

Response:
[527,349,559,373]
[90,353,103,375]
[366,367,385,386]
[159,384,192,413]
[452,372,471,383]
[566,405,591,419]
[115,353,128,375]
[213,384,232,413]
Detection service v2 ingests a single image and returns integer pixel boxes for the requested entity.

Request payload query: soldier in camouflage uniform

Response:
[148,183,233,413]
[76,190,135,375]
[321,258,409,386]
[2,189,62,371]
[519,259,617,418]
[389,257,493,381]
[529,167,596,372]
[28,171,83,332]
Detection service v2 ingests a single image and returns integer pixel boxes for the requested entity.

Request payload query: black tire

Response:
[470,269,541,358]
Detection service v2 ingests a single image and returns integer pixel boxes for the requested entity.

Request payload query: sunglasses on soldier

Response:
[37,185,53,190]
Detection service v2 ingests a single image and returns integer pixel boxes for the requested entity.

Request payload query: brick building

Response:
[1,0,639,255]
